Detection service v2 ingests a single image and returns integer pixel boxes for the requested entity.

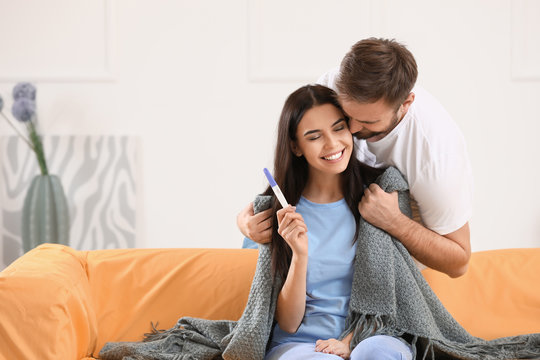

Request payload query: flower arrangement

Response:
[1,82,70,252]
[0,82,49,175]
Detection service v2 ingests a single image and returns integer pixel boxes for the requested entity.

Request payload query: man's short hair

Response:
[336,38,418,108]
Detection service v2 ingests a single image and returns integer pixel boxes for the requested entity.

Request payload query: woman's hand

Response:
[276,206,308,257]
[315,338,351,359]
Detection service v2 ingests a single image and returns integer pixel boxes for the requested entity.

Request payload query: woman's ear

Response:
[290,141,302,157]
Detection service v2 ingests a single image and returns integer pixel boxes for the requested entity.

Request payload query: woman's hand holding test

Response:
[277,206,308,257]
[274,206,309,333]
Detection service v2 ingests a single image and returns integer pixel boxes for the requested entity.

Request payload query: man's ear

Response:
[400,92,415,115]
[290,141,302,157]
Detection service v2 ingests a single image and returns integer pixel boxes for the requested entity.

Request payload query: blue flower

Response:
[12,98,36,122]
[1,83,48,175]
[13,82,37,101]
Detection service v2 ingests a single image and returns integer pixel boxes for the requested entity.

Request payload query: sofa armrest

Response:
[0,244,98,360]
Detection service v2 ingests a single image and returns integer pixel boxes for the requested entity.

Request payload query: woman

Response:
[260,84,413,360]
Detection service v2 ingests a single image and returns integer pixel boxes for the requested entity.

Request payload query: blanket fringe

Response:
[340,312,540,360]
[432,336,540,360]
[142,321,186,343]
[421,340,434,360]
[340,313,401,348]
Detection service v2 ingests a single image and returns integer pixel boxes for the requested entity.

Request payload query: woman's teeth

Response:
[323,151,343,160]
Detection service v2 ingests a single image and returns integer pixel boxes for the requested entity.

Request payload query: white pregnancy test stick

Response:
[263,168,289,208]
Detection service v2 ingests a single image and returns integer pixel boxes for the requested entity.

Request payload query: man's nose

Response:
[349,121,363,133]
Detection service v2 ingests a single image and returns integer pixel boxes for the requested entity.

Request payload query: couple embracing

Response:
[100,38,539,360]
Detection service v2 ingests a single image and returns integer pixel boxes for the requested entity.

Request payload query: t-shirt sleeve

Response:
[410,153,474,235]
[316,67,340,91]
[242,237,258,249]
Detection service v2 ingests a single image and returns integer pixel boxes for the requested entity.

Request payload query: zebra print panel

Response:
[0,136,138,270]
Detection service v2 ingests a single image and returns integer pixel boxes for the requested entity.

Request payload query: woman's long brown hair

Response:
[263,84,384,284]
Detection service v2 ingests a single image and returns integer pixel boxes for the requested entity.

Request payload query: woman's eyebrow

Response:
[303,118,347,136]
[333,118,346,126]
[303,129,321,136]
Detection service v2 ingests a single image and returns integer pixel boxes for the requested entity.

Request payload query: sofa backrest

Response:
[422,247,540,340]
[84,247,258,355]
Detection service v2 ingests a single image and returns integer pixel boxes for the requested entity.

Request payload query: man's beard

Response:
[353,112,400,141]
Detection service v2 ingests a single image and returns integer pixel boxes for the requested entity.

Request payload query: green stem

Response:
[26,120,48,175]
[0,111,36,151]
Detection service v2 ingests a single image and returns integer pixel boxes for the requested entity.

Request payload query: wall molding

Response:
[511,0,540,80]
[247,0,372,82]
[0,0,116,83]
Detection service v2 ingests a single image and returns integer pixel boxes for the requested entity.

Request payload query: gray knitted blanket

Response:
[99,167,540,360]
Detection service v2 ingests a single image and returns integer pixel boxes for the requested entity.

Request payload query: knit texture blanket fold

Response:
[99,167,540,360]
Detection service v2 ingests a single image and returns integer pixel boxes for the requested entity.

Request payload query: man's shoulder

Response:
[408,86,464,149]
[410,86,452,123]
[388,86,471,183]
[316,67,340,91]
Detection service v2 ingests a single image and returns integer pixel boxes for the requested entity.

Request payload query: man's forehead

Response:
[340,97,392,118]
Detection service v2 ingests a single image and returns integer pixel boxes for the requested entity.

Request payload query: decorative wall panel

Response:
[0,136,138,270]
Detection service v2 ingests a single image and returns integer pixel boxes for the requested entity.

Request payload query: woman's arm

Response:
[274,206,309,333]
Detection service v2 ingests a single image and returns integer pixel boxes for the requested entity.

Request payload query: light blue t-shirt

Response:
[265,196,357,348]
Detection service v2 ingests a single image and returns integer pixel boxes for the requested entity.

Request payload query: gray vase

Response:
[22,175,70,252]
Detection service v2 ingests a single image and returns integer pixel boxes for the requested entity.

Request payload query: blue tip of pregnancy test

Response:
[263,168,277,187]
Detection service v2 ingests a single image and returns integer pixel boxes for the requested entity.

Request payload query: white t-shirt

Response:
[317,68,473,235]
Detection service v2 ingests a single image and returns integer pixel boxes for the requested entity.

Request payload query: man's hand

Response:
[236,202,273,244]
[359,184,471,278]
[358,183,402,231]
[315,338,351,359]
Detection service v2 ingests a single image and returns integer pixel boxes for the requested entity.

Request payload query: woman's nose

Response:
[325,134,339,148]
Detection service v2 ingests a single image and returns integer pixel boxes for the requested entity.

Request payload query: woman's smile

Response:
[321,148,346,162]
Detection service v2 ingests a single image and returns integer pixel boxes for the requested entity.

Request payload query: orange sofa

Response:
[0,244,539,360]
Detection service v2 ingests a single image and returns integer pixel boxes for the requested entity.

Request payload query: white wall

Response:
[0,0,539,257]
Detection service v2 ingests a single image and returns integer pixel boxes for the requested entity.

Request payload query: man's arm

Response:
[359,184,471,278]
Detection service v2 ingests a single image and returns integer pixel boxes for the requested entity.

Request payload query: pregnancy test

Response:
[263,168,289,208]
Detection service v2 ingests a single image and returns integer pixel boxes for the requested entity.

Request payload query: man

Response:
[239,38,473,278]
